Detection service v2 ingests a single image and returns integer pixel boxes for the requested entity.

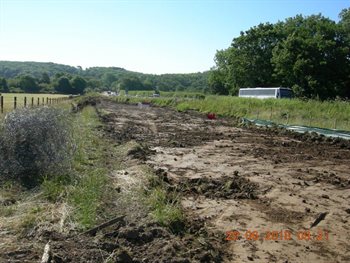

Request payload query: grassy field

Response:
[114,93,350,131]
[127,90,205,99]
[0,93,68,113]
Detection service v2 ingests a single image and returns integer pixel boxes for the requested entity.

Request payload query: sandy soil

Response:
[100,101,350,263]
[1,99,349,262]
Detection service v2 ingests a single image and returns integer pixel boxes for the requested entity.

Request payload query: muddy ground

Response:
[1,99,349,262]
[98,100,350,263]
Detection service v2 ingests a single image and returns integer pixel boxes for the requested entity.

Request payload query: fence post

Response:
[0,96,3,113]
[14,97,17,109]
[46,97,49,104]
[31,97,34,107]
[24,97,27,108]
[37,98,40,106]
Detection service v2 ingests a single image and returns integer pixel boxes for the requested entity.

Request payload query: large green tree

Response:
[18,75,40,93]
[71,76,87,94]
[0,78,9,92]
[119,77,144,91]
[272,15,349,99]
[40,72,51,84]
[102,73,118,88]
[54,76,72,94]
[339,8,350,98]
[210,23,283,95]
[339,8,350,40]
[210,11,350,99]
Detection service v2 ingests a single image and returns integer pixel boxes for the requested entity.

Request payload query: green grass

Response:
[0,206,16,217]
[66,106,110,229]
[127,90,206,99]
[144,171,184,233]
[175,96,350,130]
[69,169,107,228]
[41,106,112,229]
[146,187,183,230]
[113,93,350,131]
[0,93,68,113]
[0,102,120,237]
[41,174,72,202]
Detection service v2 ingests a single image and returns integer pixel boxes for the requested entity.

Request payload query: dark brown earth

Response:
[97,100,350,263]
[1,99,349,262]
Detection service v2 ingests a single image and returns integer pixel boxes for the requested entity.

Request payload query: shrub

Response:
[0,107,75,187]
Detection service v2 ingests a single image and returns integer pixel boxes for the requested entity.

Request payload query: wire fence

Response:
[249,109,350,131]
[0,95,71,115]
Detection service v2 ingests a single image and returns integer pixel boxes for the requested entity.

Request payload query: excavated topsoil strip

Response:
[97,100,350,263]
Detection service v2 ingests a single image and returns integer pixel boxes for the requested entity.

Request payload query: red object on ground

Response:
[207,113,216,120]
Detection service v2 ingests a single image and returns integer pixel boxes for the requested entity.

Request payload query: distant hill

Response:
[0,61,80,78]
[0,61,209,93]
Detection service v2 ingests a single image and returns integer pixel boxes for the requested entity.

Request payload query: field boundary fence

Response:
[243,113,350,140]
[246,108,350,132]
[0,95,71,115]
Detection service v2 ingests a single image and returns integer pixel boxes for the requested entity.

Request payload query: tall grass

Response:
[113,93,350,131]
[127,90,205,99]
[176,96,350,130]
[40,106,111,229]
[144,171,184,233]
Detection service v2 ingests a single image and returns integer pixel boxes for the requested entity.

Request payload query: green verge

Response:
[112,93,350,131]
[144,170,185,234]
[41,106,115,229]
[127,90,205,99]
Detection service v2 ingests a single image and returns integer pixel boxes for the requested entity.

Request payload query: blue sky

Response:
[0,0,348,74]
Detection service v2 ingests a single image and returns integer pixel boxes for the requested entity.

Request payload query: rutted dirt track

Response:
[99,100,350,263]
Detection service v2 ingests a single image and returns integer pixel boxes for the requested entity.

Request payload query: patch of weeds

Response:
[0,180,20,200]
[41,174,73,202]
[19,206,45,232]
[20,213,37,231]
[72,107,101,166]
[69,169,108,229]
[67,106,113,229]
[0,206,16,217]
[144,173,185,234]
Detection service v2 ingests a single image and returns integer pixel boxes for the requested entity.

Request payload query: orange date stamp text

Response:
[225,229,329,241]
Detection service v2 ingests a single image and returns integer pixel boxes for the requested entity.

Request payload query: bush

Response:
[0,107,75,187]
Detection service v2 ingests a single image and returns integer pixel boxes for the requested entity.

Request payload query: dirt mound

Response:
[311,171,350,188]
[181,175,258,199]
[30,220,226,263]
[72,95,101,112]
[157,169,259,199]
[126,144,155,161]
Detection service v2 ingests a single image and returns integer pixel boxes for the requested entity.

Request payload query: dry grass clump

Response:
[0,107,75,188]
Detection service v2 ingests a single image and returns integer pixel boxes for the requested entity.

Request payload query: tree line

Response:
[209,8,350,100]
[0,61,209,94]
